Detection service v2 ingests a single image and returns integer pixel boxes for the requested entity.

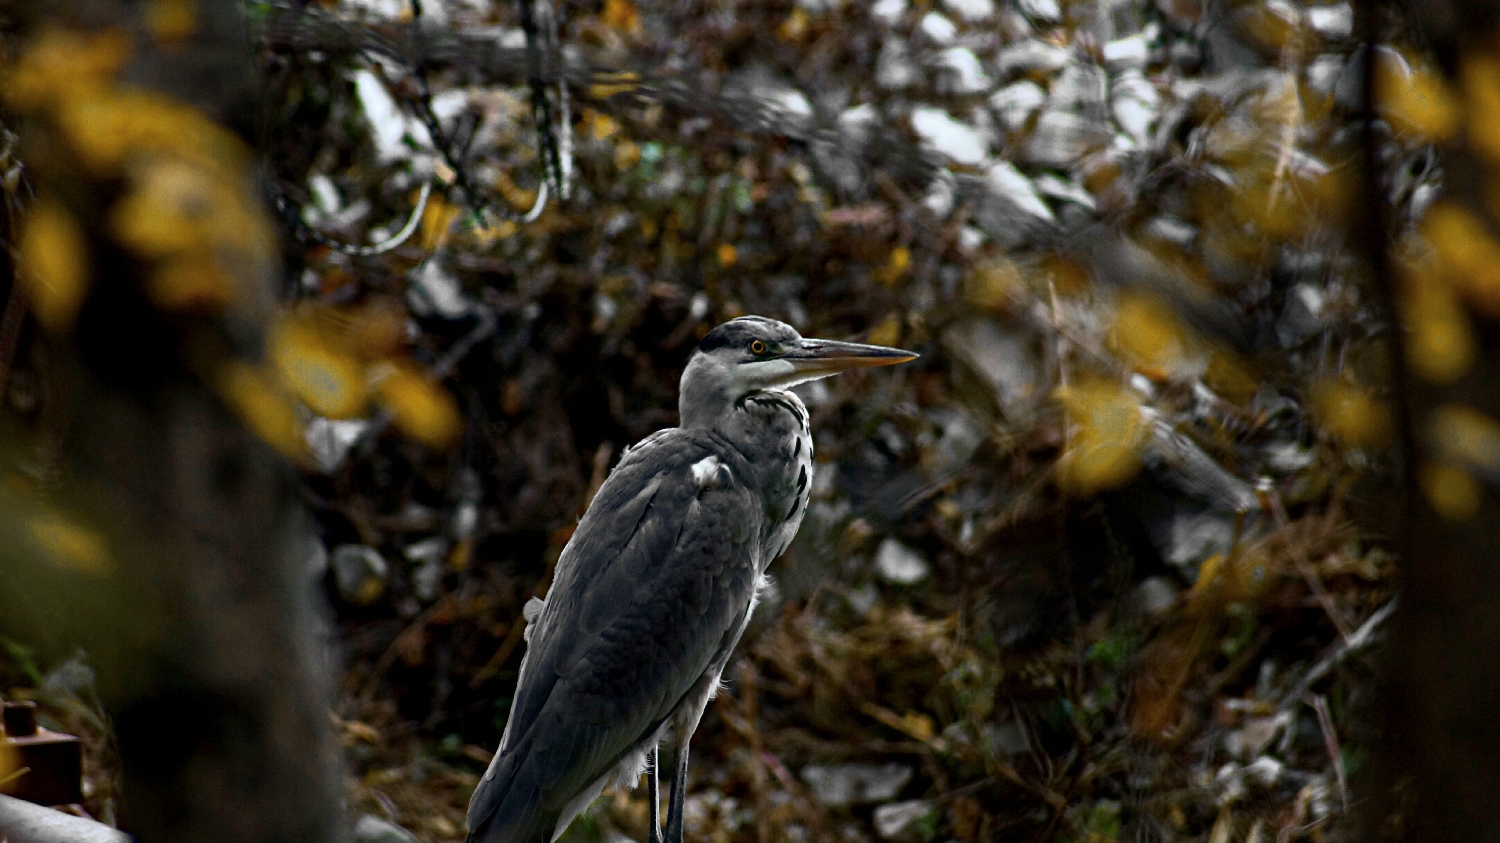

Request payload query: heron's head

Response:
[679,316,917,428]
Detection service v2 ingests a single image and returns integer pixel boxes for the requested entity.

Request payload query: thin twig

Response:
[1278,598,1398,708]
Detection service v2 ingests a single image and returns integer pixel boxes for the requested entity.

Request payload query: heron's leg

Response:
[648,747,663,843]
[663,741,690,843]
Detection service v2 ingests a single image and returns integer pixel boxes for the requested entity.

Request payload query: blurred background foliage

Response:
[1,0,1498,841]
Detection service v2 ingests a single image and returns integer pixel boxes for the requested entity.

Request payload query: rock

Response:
[918,11,958,44]
[933,47,993,95]
[1020,110,1112,167]
[942,317,1042,415]
[1145,506,1236,570]
[922,407,985,477]
[989,80,1046,131]
[910,107,988,165]
[941,0,994,22]
[983,721,1031,756]
[332,544,389,605]
[1032,172,1097,210]
[1276,282,1326,348]
[306,417,371,473]
[1127,576,1180,618]
[922,169,957,218]
[352,815,420,843]
[1245,755,1285,788]
[1306,3,1353,40]
[875,538,930,584]
[981,161,1054,224]
[996,40,1071,76]
[1103,34,1150,70]
[408,257,473,318]
[871,0,907,25]
[877,39,919,90]
[801,763,914,807]
[1111,68,1160,145]
[873,800,937,843]
[1017,0,1060,22]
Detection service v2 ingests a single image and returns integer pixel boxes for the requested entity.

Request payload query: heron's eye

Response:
[749,340,767,355]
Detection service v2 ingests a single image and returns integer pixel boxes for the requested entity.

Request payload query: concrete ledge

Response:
[0,795,131,843]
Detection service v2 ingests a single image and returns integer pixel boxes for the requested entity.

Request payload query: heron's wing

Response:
[466,430,762,842]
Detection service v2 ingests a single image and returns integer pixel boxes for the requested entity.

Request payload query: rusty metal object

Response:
[0,794,131,843]
[1,701,83,807]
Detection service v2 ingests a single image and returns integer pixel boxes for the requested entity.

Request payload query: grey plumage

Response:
[466,316,915,843]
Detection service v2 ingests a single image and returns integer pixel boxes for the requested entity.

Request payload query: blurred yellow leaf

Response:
[3,27,130,114]
[110,156,273,264]
[1041,252,1091,297]
[877,246,910,287]
[218,361,306,458]
[1428,403,1500,474]
[1421,202,1500,313]
[58,88,251,177]
[269,318,369,420]
[1401,266,1475,384]
[346,299,408,360]
[716,243,738,267]
[25,508,111,575]
[18,198,89,333]
[614,140,642,171]
[149,251,234,311]
[600,0,641,34]
[1109,293,1201,382]
[778,8,811,41]
[1203,349,1257,404]
[584,109,620,141]
[964,259,1022,312]
[1309,380,1392,449]
[145,0,197,44]
[867,313,902,348]
[0,739,17,790]
[374,364,462,449]
[1056,378,1149,494]
[1420,461,1481,522]
[590,72,641,99]
[1462,52,1500,162]
[420,193,463,251]
[1378,54,1460,141]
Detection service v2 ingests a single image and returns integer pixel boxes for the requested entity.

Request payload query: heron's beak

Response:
[782,338,918,377]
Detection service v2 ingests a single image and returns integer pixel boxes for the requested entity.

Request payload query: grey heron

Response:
[466,316,916,843]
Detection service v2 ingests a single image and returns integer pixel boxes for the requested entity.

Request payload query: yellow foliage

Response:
[778,8,812,41]
[3,28,131,114]
[492,170,541,217]
[600,0,642,35]
[589,71,641,100]
[964,259,1023,312]
[1428,403,1500,473]
[1203,349,1258,404]
[18,198,90,333]
[614,140,642,171]
[1420,461,1481,522]
[419,193,463,251]
[716,243,738,267]
[1401,266,1475,384]
[866,313,902,349]
[1420,202,1500,314]
[218,361,306,458]
[58,88,251,176]
[345,300,408,360]
[374,364,462,448]
[145,0,197,44]
[0,739,17,790]
[1462,52,1500,162]
[1109,293,1200,382]
[269,317,370,420]
[149,251,234,311]
[25,508,111,575]
[584,109,620,141]
[1309,380,1392,449]
[1377,54,1460,141]
[111,156,273,263]
[877,246,910,287]
[1056,378,1149,494]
